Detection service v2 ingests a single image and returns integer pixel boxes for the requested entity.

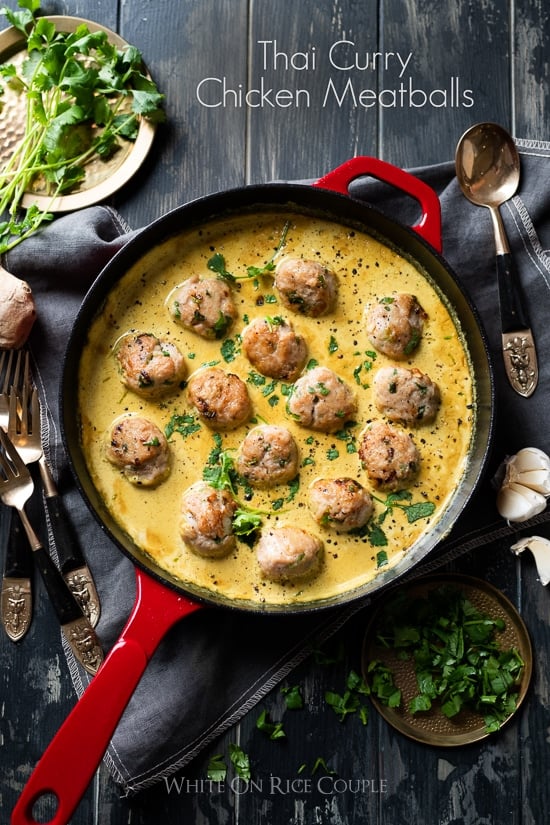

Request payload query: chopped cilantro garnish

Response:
[368,585,525,732]
[207,252,236,284]
[165,413,201,440]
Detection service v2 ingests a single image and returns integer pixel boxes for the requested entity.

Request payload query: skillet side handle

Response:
[11,570,202,825]
[314,156,442,253]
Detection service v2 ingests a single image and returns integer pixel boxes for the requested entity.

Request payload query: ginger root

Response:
[0,267,36,349]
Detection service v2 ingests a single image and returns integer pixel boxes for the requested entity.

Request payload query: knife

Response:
[497,250,539,398]
[31,533,104,676]
[38,456,101,628]
[1,507,32,642]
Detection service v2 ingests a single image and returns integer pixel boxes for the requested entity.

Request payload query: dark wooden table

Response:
[2,1,550,823]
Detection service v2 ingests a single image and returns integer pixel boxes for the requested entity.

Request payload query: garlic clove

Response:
[497,481,547,523]
[513,468,550,495]
[510,535,550,585]
[513,447,550,472]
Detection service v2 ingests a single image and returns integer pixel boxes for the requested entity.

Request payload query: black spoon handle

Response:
[496,252,530,332]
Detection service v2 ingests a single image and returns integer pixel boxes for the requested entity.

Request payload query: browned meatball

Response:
[287,366,357,432]
[180,481,237,558]
[358,420,420,490]
[256,526,323,581]
[365,293,427,359]
[309,478,374,532]
[167,275,237,339]
[274,257,338,317]
[115,332,187,398]
[241,316,307,381]
[373,366,440,425]
[187,367,252,430]
[106,415,170,486]
[236,425,299,488]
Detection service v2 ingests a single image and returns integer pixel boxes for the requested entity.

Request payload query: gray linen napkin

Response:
[3,138,550,793]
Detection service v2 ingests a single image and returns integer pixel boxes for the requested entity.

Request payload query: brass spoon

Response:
[455,122,538,397]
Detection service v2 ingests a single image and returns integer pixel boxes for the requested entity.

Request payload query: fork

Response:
[8,376,101,628]
[0,427,103,675]
[0,349,33,642]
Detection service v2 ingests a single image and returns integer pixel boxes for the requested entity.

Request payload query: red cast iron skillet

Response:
[12,157,495,825]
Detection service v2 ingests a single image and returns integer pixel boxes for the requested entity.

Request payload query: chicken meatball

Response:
[115,332,187,398]
[241,316,307,381]
[187,367,252,430]
[287,366,357,432]
[180,481,237,558]
[167,275,237,339]
[365,293,427,359]
[274,256,337,317]
[106,415,170,486]
[256,526,323,581]
[309,478,374,533]
[373,366,441,425]
[358,421,420,491]
[236,425,299,488]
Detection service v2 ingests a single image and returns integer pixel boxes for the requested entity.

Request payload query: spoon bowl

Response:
[455,122,538,398]
[455,122,520,210]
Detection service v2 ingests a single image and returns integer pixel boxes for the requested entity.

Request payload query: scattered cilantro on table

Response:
[0,0,165,251]
[325,669,370,725]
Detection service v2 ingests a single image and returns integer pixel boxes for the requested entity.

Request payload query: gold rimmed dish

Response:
[0,15,157,212]
[362,573,533,746]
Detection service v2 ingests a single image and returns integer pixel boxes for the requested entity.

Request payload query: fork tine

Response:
[1,349,13,394]
[0,349,27,397]
[0,443,12,478]
[30,386,40,435]
[0,426,27,477]
[8,389,21,439]
[11,349,25,392]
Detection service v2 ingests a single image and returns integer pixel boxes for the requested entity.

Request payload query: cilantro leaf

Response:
[207,754,227,782]
[229,744,251,780]
[256,710,286,740]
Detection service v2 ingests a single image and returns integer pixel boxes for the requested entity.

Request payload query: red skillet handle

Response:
[314,156,442,253]
[11,569,203,825]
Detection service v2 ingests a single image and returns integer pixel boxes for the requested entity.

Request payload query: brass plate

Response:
[0,15,157,212]
[362,574,533,746]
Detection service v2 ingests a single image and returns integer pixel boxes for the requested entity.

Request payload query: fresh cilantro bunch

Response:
[368,585,525,733]
[0,0,165,251]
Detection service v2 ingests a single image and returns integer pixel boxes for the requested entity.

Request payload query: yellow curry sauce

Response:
[78,209,474,607]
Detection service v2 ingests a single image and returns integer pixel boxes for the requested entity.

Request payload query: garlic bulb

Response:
[510,535,550,586]
[496,447,550,523]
